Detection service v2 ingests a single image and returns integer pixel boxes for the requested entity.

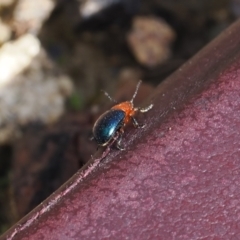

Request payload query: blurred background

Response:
[0,0,238,234]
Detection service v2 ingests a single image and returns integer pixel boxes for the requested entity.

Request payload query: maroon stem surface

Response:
[2,19,240,240]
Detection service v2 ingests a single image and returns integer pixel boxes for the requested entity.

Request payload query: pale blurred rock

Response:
[0,20,11,44]
[0,0,15,7]
[0,34,40,86]
[14,0,54,34]
[0,35,73,144]
[127,16,176,67]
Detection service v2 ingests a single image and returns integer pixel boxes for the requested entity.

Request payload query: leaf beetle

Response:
[92,80,153,150]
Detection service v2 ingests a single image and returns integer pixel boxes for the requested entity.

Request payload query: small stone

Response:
[127,16,176,67]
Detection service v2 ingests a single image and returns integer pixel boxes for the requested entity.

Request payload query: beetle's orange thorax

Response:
[111,101,135,124]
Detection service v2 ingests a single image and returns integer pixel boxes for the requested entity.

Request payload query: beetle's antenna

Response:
[101,90,117,103]
[130,80,142,103]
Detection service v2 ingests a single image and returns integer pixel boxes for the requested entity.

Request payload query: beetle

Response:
[92,80,153,150]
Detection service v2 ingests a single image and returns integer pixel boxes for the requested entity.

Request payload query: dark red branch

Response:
[2,19,240,239]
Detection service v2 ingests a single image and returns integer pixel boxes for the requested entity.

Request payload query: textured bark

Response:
[2,19,240,240]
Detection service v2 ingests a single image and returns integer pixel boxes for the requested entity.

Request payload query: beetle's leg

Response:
[132,104,153,128]
[116,137,125,150]
[137,103,154,113]
[131,116,145,128]
[115,128,125,150]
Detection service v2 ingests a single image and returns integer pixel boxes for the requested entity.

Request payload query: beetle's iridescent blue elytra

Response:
[92,80,153,150]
